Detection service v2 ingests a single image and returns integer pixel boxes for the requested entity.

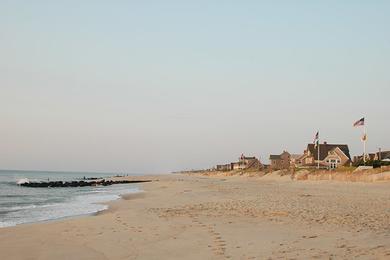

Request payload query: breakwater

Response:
[19,179,152,188]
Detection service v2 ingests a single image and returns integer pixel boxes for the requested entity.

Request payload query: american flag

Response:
[313,131,319,148]
[353,117,365,127]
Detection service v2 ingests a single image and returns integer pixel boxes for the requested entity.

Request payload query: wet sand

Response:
[0,173,389,259]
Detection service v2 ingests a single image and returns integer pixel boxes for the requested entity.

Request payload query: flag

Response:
[313,131,319,148]
[353,117,365,127]
[361,133,367,142]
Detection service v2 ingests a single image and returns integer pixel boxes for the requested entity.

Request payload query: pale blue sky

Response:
[1,1,389,173]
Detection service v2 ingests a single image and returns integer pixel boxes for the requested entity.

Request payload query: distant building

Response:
[231,161,245,170]
[232,154,263,170]
[353,154,376,163]
[300,142,351,169]
[216,164,232,171]
[216,154,263,171]
[374,151,390,161]
[352,151,390,164]
[290,154,303,167]
[269,151,291,170]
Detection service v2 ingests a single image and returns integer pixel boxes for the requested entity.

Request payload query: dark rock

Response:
[20,179,152,188]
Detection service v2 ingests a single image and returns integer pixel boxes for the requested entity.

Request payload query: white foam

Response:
[0,204,38,211]
[16,178,29,185]
[0,185,141,227]
[0,222,14,228]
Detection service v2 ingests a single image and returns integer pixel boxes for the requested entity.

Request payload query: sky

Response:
[1,1,389,173]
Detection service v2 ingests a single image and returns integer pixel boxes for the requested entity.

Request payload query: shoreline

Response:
[0,191,141,229]
[0,179,145,229]
[1,173,389,259]
[95,190,147,217]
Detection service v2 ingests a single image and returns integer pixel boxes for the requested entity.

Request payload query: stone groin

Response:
[19,179,152,188]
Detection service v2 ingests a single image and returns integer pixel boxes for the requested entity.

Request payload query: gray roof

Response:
[307,143,351,160]
[290,154,303,159]
[269,154,281,160]
[242,156,257,160]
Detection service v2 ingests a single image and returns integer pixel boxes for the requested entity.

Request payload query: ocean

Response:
[0,170,141,228]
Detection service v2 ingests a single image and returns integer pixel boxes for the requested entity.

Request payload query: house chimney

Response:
[323,141,327,145]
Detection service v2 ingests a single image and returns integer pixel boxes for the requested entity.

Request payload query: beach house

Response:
[290,154,304,167]
[216,154,263,171]
[300,142,351,169]
[232,154,263,170]
[216,164,232,171]
[269,151,291,170]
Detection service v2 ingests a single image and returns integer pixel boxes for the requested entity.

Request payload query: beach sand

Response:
[0,173,389,259]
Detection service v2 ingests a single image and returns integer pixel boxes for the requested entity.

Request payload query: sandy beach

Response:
[0,173,389,259]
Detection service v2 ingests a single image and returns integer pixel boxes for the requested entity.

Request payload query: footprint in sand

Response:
[212,247,224,252]
[209,231,227,256]
[189,215,228,258]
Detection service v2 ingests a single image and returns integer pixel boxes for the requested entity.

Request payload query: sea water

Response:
[0,170,141,227]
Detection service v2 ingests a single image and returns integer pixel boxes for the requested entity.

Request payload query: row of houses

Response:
[270,143,390,170]
[270,142,351,170]
[216,154,263,171]
[353,151,390,163]
[215,142,390,172]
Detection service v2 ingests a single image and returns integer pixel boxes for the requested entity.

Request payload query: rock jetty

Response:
[19,179,152,188]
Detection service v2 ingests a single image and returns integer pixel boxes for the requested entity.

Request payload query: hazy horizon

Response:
[1,1,389,173]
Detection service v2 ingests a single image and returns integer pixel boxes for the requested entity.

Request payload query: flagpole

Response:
[363,123,366,165]
[354,117,366,166]
[317,131,320,170]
